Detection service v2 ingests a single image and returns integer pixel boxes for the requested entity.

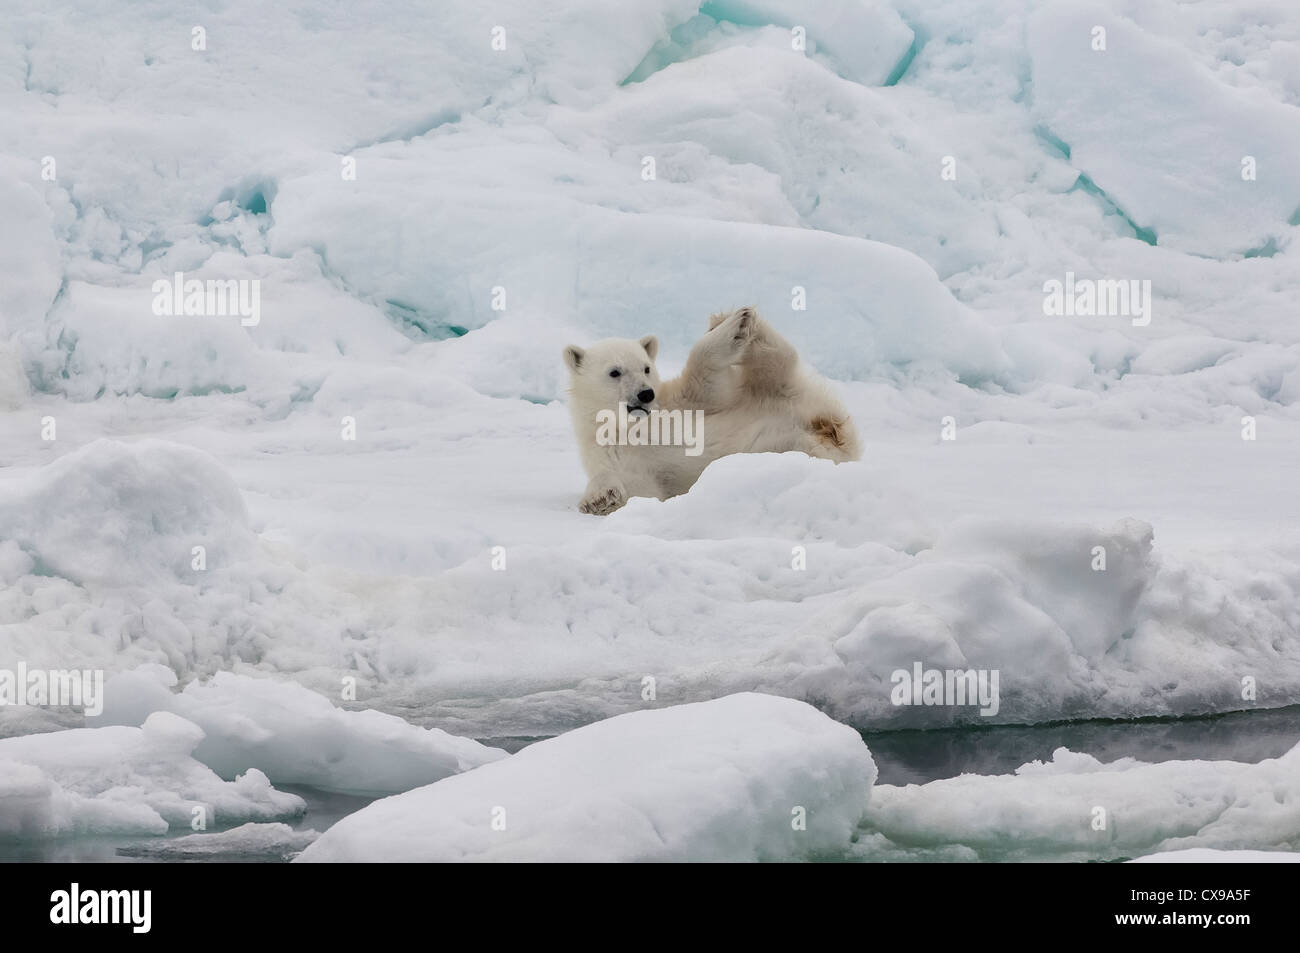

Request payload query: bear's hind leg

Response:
[804,413,861,462]
[740,312,801,399]
[708,307,801,399]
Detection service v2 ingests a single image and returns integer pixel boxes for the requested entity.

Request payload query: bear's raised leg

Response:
[734,309,801,399]
[707,307,801,398]
[674,308,754,408]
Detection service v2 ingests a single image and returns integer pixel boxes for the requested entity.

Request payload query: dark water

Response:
[864,705,1300,786]
[4,706,1298,862]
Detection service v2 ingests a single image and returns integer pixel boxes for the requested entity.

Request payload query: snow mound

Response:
[938,516,1154,659]
[765,516,1156,726]
[861,742,1300,862]
[0,712,304,838]
[0,439,253,588]
[608,452,936,553]
[297,693,875,862]
[93,666,506,796]
[115,821,318,861]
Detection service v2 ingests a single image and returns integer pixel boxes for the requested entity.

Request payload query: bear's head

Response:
[562,335,660,417]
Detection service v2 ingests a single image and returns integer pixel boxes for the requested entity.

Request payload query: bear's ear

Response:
[562,345,585,372]
[638,335,658,361]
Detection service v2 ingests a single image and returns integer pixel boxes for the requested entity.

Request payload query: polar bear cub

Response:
[563,307,860,515]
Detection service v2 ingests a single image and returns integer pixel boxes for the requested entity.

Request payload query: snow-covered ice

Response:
[1028,3,1300,257]
[858,741,1300,862]
[4,434,1295,738]
[297,693,875,862]
[0,712,304,838]
[91,666,506,796]
[2,0,1299,860]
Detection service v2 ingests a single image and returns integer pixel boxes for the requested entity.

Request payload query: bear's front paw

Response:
[710,307,754,357]
[579,484,627,516]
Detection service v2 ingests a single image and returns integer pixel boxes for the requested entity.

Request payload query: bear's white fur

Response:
[563,307,860,515]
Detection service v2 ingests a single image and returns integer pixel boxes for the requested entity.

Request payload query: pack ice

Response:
[1,0,1299,858]
[858,740,1300,862]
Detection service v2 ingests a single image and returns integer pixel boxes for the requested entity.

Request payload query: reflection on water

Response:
[864,704,1300,785]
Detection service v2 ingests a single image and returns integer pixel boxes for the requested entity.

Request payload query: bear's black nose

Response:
[637,389,655,403]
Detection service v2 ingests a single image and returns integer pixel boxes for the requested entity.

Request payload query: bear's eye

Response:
[643,366,649,373]
[609,369,621,378]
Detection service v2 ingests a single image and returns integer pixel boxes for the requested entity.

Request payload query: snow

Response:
[858,741,1300,862]
[269,171,1009,383]
[0,712,304,838]
[0,161,61,341]
[5,433,1298,741]
[1028,3,1300,257]
[297,693,875,862]
[0,339,26,411]
[1,0,1300,859]
[681,2,915,87]
[1130,849,1300,864]
[0,437,253,588]
[91,666,506,796]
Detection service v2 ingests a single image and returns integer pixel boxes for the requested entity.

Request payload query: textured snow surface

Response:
[0,712,304,837]
[3,438,1297,738]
